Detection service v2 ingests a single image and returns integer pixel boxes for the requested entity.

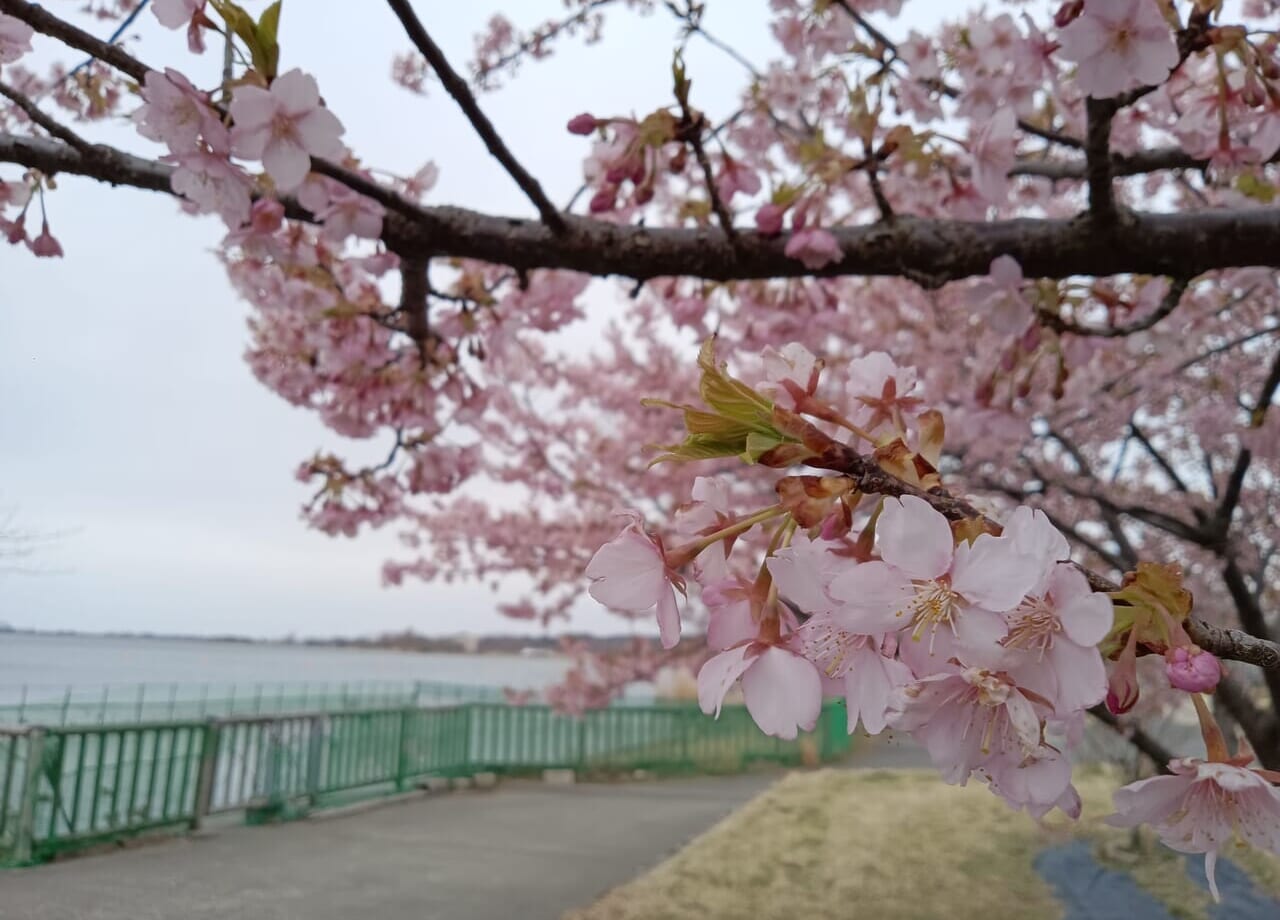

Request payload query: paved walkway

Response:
[0,773,776,920]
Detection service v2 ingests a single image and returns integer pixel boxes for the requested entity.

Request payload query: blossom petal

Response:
[655,584,681,650]
[741,646,822,740]
[1051,565,1114,646]
[828,561,916,634]
[697,645,755,718]
[1107,773,1194,827]
[263,138,312,192]
[878,496,953,579]
[951,534,1038,612]
[585,529,666,612]
[844,644,914,735]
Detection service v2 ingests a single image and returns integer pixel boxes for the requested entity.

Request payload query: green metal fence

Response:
[0,680,509,727]
[0,700,852,867]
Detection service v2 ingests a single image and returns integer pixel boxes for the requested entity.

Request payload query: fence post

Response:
[306,715,325,808]
[190,719,219,831]
[13,728,45,864]
[395,707,413,791]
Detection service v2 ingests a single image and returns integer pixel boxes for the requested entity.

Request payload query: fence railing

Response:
[0,700,851,867]
[0,680,510,727]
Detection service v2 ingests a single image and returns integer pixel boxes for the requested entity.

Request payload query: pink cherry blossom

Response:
[983,746,1082,819]
[1000,563,1111,713]
[829,496,1037,665]
[168,150,253,228]
[701,579,758,651]
[152,0,202,29]
[756,342,818,411]
[967,256,1033,336]
[766,531,841,617]
[0,12,34,65]
[969,107,1016,204]
[230,69,346,193]
[151,0,207,53]
[697,641,822,740]
[585,519,682,649]
[795,612,913,734]
[846,351,922,434]
[135,69,227,155]
[1165,647,1222,693]
[784,227,841,270]
[1108,760,1280,900]
[889,664,1048,784]
[1056,0,1179,100]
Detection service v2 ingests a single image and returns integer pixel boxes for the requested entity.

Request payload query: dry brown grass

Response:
[566,766,1280,920]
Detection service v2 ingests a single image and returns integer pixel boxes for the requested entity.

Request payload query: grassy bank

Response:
[567,767,1280,920]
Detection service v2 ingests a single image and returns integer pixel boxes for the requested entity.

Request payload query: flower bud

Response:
[1053,0,1084,28]
[755,203,786,236]
[1165,647,1222,693]
[567,113,598,135]
[588,186,618,214]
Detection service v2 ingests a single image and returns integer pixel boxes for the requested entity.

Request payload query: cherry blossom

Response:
[829,496,1037,664]
[698,641,823,740]
[135,69,227,155]
[968,107,1016,204]
[783,227,841,270]
[967,256,1033,336]
[152,0,202,29]
[229,69,346,193]
[0,11,33,65]
[585,518,682,649]
[888,664,1049,784]
[1108,760,1280,900]
[1056,0,1180,99]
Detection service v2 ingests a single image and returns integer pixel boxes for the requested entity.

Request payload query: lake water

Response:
[0,632,572,704]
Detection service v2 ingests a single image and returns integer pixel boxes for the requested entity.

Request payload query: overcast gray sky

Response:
[1,0,953,639]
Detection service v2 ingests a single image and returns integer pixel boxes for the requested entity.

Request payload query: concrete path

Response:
[0,773,777,920]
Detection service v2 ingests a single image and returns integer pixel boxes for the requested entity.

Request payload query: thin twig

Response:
[0,80,94,154]
[384,0,566,234]
[1039,278,1190,339]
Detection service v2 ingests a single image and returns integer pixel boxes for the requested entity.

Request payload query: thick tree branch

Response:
[383,0,566,233]
[20,131,1280,286]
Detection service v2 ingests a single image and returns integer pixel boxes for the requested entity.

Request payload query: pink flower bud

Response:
[29,225,63,258]
[605,164,630,185]
[1053,0,1084,28]
[1019,324,1042,352]
[4,212,26,245]
[1165,647,1222,693]
[588,186,617,214]
[755,203,786,236]
[567,113,598,135]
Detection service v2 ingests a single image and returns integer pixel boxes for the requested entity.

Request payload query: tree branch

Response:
[383,0,566,233]
[1084,98,1118,223]
[1038,278,1190,339]
[0,80,94,154]
[20,130,1280,286]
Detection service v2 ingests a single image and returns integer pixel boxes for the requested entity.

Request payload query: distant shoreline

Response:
[0,625,655,656]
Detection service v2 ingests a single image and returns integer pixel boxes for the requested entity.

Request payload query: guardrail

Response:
[0,680,510,727]
[0,700,852,867]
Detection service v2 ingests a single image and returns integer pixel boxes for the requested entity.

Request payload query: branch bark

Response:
[19,130,1280,284]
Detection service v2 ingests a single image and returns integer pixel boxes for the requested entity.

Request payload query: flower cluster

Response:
[587,340,1279,883]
